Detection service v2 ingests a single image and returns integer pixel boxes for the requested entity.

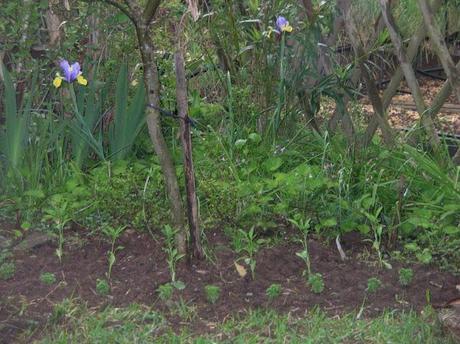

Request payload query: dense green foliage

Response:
[1,0,459,269]
[1,0,460,342]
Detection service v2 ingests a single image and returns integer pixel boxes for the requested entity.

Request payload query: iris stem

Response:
[68,84,105,160]
[271,32,287,144]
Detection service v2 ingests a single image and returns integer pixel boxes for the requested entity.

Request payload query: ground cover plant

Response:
[1,0,460,342]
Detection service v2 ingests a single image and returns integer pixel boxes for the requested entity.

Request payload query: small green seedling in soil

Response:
[157,283,175,301]
[399,268,414,286]
[308,273,325,294]
[291,216,325,294]
[101,225,125,280]
[96,278,110,296]
[291,217,312,275]
[205,285,221,304]
[0,262,15,280]
[40,272,56,285]
[162,225,185,282]
[367,277,382,293]
[266,283,282,300]
[43,198,72,262]
[237,227,261,280]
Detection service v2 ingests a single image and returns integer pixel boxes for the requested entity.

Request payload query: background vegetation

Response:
[1,0,460,341]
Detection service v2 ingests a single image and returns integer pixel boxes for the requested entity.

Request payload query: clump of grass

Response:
[96,278,110,296]
[204,285,221,304]
[266,283,282,300]
[308,273,325,294]
[367,277,382,293]
[40,272,57,285]
[157,283,174,301]
[399,268,414,286]
[0,262,15,280]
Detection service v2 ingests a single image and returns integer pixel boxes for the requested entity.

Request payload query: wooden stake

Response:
[174,37,204,260]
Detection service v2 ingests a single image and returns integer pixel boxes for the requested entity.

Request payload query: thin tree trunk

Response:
[136,24,187,254]
[174,38,204,260]
[45,6,61,48]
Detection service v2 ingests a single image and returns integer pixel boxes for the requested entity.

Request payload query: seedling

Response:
[40,272,56,285]
[157,283,174,301]
[367,277,382,293]
[399,268,414,286]
[291,216,312,275]
[101,225,126,280]
[0,262,15,280]
[308,273,325,294]
[162,225,184,282]
[358,277,383,319]
[96,278,110,295]
[43,198,72,262]
[290,216,325,293]
[236,227,261,279]
[266,283,282,300]
[204,285,221,304]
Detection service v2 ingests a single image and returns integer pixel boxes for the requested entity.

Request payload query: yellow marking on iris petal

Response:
[282,25,293,33]
[53,77,62,88]
[77,74,88,86]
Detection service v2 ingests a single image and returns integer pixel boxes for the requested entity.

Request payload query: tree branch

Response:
[418,0,460,101]
[379,0,440,150]
[93,0,136,23]
[143,0,162,26]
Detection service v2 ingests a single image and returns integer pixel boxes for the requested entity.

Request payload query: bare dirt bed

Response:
[1,224,459,343]
[369,76,460,135]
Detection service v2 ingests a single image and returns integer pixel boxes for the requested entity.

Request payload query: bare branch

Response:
[418,0,460,102]
[90,0,136,23]
[143,0,162,26]
[379,0,440,149]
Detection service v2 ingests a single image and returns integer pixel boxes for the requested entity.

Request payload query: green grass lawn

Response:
[33,300,454,344]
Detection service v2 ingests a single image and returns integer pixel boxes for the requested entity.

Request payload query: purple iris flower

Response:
[276,16,289,31]
[273,16,293,34]
[53,59,87,88]
[60,60,81,83]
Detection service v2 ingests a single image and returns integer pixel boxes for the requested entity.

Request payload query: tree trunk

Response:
[135,24,187,255]
[174,47,204,260]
